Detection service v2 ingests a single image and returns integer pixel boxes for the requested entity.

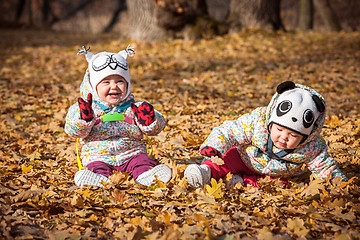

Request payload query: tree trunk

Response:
[313,0,341,31]
[103,0,127,33]
[50,0,95,26]
[228,0,285,32]
[126,0,168,42]
[298,0,313,30]
[206,0,230,22]
[16,0,26,22]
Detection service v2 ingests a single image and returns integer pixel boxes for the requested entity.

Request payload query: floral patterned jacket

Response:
[65,71,166,167]
[200,84,347,181]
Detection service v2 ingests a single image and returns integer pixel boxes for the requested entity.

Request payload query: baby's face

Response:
[96,75,128,105]
[269,123,303,150]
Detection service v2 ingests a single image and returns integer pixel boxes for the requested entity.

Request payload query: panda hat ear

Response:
[312,95,325,112]
[277,81,296,94]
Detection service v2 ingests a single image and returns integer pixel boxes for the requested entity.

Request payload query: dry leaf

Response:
[210,156,224,165]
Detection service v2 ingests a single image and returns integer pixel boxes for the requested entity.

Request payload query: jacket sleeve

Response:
[200,108,263,156]
[134,106,166,136]
[306,137,347,181]
[64,103,95,138]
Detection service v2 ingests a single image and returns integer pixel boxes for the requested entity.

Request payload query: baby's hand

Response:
[78,93,94,122]
[200,146,221,158]
[131,102,155,126]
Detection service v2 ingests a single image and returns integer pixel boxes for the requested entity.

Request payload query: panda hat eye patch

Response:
[277,100,292,116]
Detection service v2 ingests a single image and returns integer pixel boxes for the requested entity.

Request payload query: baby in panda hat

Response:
[65,45,172,188]
[185,81,347,188]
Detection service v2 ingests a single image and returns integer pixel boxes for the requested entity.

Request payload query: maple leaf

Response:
[205,178,222,199]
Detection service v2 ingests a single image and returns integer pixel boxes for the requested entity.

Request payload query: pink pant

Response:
[202,147,288,187]
[86,154,157,179]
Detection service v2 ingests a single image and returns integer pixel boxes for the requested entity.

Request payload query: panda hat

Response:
[268,81,325,136]
[77,45,135,100]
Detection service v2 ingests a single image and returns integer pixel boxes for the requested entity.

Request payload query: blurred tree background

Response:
[0,0,359,41]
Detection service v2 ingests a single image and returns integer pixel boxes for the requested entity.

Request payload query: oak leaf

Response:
[286,217,309,237]
[300,179,325,197]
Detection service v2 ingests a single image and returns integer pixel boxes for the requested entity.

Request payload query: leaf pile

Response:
[0,29,359,239]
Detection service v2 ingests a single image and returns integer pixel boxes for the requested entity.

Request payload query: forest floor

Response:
[0,28,359,239]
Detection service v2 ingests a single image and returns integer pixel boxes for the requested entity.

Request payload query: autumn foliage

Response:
[0,29,359,239]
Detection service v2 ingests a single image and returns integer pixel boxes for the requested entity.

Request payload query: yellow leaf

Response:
[177,177,188,189]
[163,211,171,225]
[205,178,222,199]
[130,216,143,226]
[21,164,33,174]
[193,213,208,225]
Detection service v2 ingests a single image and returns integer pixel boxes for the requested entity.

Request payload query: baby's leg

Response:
[119,154,171,186]
[87,161,115,177]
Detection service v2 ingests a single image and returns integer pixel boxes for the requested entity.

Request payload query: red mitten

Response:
[131,102,155,126]
[78,93,94,122]
[200,146,221,158]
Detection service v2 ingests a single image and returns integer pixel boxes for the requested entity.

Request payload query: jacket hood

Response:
[266,82,327,145]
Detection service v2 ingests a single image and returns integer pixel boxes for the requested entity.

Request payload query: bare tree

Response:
[227,0,285,32]
[313,0,341,31]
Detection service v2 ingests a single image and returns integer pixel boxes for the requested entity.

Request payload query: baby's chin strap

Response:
[76,138,83,170]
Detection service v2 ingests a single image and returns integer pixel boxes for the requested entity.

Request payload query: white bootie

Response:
[74,169,111,188]
[135,164,172,186]
[226,174,244,187]
[184,164,211,188]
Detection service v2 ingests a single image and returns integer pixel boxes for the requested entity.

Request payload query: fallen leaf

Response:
[205,178,222,199]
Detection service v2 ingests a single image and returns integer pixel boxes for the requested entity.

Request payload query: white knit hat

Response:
[78,45,135,99]
[269,81,325,136]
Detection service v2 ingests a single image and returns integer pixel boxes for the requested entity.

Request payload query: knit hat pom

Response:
[77,46,94,62]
